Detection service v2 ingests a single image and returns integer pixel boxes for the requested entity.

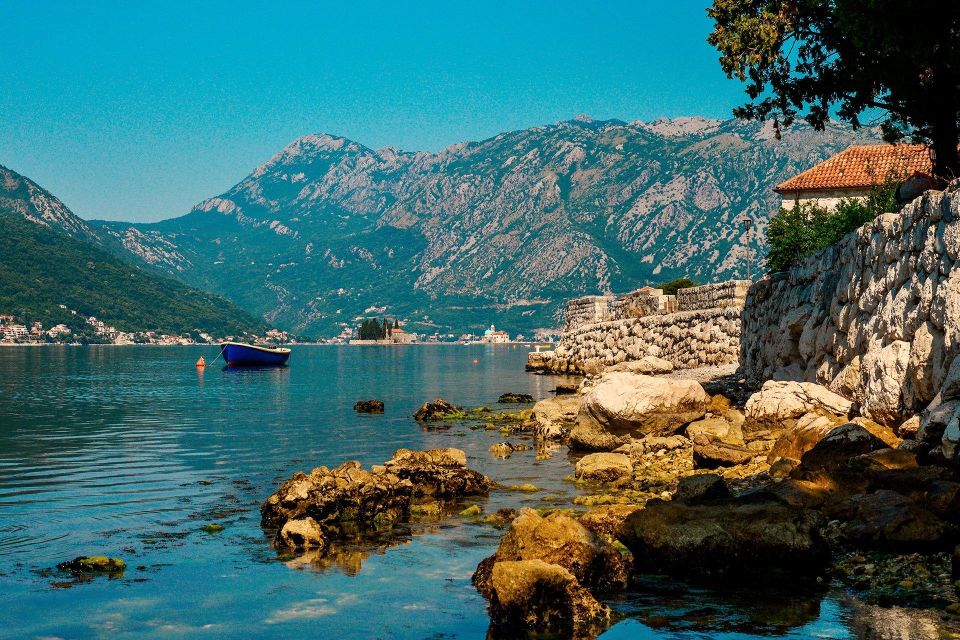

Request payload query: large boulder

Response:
[578,504,643,540]
[692,442,755,469]
[485,560,610,636]
[767,412,848,465]
[574,452,633,484]
[580,372,710,438]
[618,499,829,579]
[745,381,852,426]
[828,490,952,550]
[473,508,629,595]
[790,424,892,488]
[531,395,580,441]
[568,414,625,452]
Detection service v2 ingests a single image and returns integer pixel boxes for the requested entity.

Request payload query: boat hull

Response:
[220,343,291,367]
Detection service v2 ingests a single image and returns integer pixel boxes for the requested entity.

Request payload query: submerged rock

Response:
[413,398,463,421]
[353,399,385,413]
[489,442,515,458]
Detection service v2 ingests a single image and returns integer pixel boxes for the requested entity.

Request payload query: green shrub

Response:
[659,277,699,295]
[766,182,899,273]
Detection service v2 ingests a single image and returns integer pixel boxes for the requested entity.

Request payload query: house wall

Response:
[779,188,870,211]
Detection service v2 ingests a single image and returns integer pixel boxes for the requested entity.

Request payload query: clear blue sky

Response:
[0,1,744,222]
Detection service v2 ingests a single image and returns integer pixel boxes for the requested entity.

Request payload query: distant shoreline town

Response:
[0,310,557,347]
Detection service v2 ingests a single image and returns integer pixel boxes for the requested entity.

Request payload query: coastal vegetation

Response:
[765,182,898,272]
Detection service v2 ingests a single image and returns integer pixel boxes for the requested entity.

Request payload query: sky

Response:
[0,1,745,222]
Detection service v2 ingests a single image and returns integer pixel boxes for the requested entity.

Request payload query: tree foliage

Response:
[358,317,395,340]
[708,0,960,178]
[659,277,699,296]
[766,182,899,272]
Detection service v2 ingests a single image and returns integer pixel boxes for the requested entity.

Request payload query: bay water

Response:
[0,345,907,638]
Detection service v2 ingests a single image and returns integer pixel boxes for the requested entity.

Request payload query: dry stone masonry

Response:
[741,182,960,428]
[534,280,750,373]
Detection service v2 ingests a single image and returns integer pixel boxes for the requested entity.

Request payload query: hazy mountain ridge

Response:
[93,117,876,337]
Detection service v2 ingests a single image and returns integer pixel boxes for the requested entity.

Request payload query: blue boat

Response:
[220,342,291,367]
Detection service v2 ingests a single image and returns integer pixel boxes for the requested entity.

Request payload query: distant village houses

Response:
[775,143,935,211]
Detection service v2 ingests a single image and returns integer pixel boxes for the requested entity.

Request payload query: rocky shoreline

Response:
[254,358,960,638]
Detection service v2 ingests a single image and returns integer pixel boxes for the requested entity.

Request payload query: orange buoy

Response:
[196,356,206,368]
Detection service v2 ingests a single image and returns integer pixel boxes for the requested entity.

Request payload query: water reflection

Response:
[614,575,826,635]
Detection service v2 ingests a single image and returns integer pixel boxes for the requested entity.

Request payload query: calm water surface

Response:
[0,345,912,638]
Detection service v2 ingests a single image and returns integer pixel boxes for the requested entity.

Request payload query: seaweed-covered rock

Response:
[382,448,491,497]
[489,442,515,458]
[828,490,952,550]
[413,398,463,421]
[579,504,643,540]
[261,448,490,546]
[486,560,610,636]
[473,508,629,595]
[261,460,410,531]
[57,556,125,577]
[353,399,385,413]
[498,392,534,403]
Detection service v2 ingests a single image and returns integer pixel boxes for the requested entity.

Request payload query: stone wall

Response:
[537,280,748,374]
[564,295,615,331]
[554,307,742,373]
[741,183,960,427]
[676,280,751,312]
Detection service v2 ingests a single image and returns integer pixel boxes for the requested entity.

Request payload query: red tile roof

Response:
[775,144,932,193]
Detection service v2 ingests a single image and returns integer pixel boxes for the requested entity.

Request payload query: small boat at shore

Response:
[220,341,291,367]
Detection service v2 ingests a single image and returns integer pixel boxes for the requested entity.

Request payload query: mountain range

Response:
[6,116,876,338]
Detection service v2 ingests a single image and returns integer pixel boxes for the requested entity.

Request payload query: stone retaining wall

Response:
[740,183,960,427]
[536,279,749,374]
[564,295,615,331]
[553,307,742,373]
[676,280,751,312]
